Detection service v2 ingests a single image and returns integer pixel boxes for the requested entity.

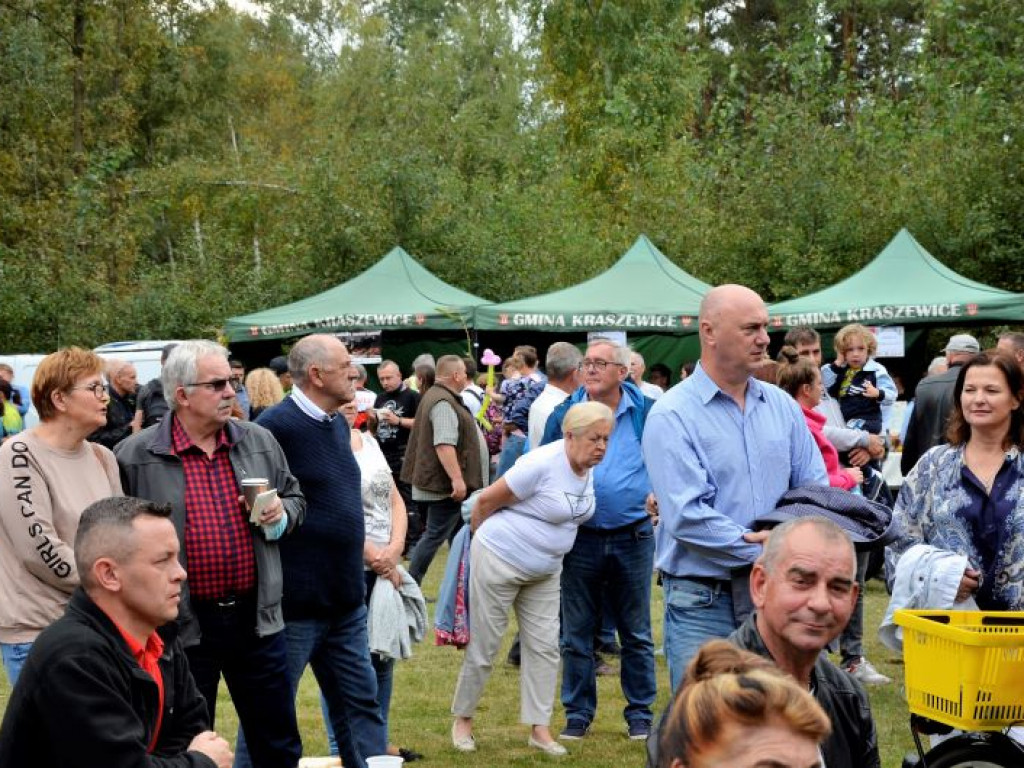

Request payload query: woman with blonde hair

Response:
[245,366,285,420]
[659,639,830,768]
[0,347,123,685]
[451,401,614,756]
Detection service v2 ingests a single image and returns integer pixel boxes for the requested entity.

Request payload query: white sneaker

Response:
[844,657,891,685]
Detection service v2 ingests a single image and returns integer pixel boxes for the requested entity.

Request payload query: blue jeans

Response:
[187,596,302,768]
[560,521,657,726]
[662,575,737,693]
[321,655,394,756]
[235,606,386,768]
[1,641,32,687]
[322,572,395,755]
[495,432,527,479]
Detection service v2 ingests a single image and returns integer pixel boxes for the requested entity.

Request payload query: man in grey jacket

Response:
[116,340,305,768]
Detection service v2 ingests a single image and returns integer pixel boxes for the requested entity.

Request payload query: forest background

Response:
[2,0,1023,352]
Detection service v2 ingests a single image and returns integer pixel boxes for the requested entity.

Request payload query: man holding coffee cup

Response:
[115,340,306,768]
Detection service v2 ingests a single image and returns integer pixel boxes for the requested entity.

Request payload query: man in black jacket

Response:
[646,516,880,768]
[901,333,979,474]
[731,516,880,768]
[0,496,232,768]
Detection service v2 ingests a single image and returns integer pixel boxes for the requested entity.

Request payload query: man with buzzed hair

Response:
[733,517,880,768]
[528,342,582,449]
[643,285,827,690]
[375,359,421,549]
[646,517,880,768]
[402,354,487,584]
[0,496,233,767]
[116,340,304,768]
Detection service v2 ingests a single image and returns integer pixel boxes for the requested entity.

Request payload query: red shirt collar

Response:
[104,611,165,667]
[170,414,233,454]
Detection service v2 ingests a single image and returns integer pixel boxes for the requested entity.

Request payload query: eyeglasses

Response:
[70,382,109,399]
[578,359,623,372]
[187,378,233,393]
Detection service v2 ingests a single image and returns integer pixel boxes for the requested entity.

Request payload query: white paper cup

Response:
[366,757,403,768]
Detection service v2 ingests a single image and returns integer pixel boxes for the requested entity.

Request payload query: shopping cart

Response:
[895,609,1024,767]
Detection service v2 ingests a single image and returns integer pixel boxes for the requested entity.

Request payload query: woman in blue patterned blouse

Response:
[888,350,1024,609]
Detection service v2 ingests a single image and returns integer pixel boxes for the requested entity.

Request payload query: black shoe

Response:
[398,747,423,762]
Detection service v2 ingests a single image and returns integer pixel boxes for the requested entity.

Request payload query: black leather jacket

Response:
[646,615,880,768]
[732,616,880,768]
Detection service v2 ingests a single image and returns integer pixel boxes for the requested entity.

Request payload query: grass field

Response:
[0,555,916,766]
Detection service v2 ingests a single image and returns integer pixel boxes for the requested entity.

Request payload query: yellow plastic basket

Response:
[894,609,1024,730]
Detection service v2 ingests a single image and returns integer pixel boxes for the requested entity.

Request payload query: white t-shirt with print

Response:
[354,433,394,558]
[476,439,595,577]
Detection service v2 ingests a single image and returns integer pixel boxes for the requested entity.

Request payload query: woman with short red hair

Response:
[0,347,122,685]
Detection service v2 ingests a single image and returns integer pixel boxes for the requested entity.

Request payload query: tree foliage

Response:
[1,0,1023,350]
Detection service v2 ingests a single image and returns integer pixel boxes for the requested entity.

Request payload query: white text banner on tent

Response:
[494,313,696,330]
[871,326,905,358]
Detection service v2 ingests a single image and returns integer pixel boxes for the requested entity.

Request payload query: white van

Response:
[93,340,184,387]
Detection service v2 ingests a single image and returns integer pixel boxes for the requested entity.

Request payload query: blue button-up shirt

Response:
[586,390,650,529]
[642,363,827,579]
[542,383,651,529]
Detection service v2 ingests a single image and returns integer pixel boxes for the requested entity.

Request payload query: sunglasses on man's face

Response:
[187,378,234,393]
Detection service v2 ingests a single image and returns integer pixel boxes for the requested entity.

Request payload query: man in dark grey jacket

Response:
[116,340,305,768]
[901,333,979,474]
[647,516,880,768]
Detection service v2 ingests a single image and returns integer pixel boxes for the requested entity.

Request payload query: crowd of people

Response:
[1,288,1023,768]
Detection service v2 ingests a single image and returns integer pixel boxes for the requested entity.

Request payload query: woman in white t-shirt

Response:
[450,401,614,756]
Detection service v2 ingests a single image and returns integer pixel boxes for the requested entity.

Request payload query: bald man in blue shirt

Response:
[642,285,827,691]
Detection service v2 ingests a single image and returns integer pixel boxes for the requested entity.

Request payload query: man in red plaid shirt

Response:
[116,340,306,768]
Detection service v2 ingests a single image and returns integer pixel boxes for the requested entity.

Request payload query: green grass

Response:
[0,554,916,766]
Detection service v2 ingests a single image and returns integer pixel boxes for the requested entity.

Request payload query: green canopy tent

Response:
[768,229,1024,331]
[223,246,488,343]
[473,235,712,334]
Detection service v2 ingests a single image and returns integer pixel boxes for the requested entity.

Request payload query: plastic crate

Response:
[894,610,1024,730]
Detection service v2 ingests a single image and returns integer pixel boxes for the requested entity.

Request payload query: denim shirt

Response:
[642,364,827,579]
[889,443,1024,610]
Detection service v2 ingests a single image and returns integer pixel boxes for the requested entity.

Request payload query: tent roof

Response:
[769,229,1024,331]
[224,247,488,342]
[473,235,711,332]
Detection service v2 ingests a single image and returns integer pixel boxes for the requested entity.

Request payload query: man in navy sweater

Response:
[238,334,386,768]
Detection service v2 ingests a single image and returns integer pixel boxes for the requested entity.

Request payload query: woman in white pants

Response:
[451,401,614,756]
